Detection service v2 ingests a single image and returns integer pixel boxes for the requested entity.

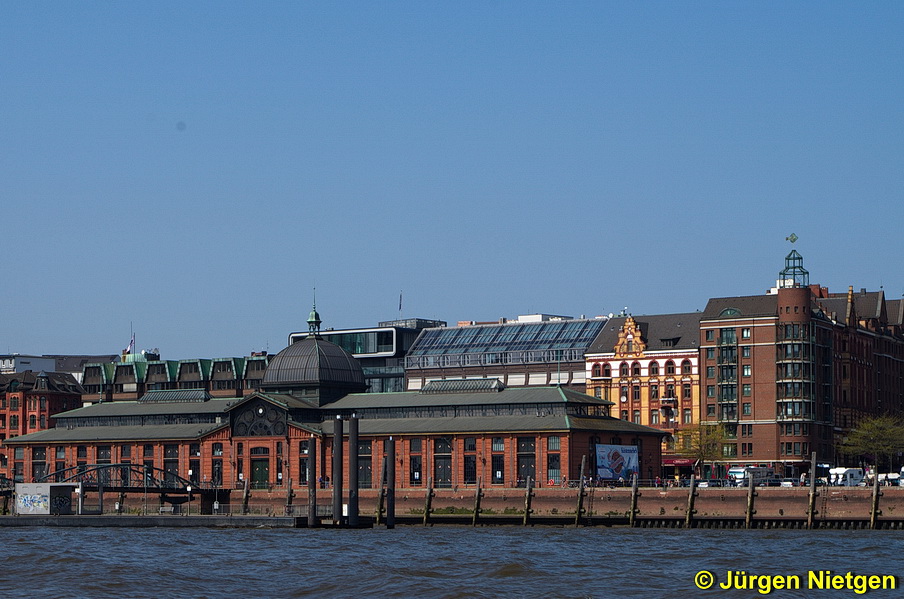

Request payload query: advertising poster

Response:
[595,444,639,480]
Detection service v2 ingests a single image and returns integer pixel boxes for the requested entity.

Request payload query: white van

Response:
[829,467,864,486]
[727,466,774,487]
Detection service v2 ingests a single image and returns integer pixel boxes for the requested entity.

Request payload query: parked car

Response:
[698,479,725,488]
[758,477,784,487]
[780,478,799,487]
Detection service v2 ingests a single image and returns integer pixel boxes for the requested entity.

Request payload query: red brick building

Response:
[2,309,664,490]
[0,370,84,480]
[700,250,904,477]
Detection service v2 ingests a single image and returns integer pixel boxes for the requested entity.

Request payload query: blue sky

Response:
[2,3,902,360]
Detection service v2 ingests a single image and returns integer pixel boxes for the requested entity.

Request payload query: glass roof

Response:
[408,319,607,357]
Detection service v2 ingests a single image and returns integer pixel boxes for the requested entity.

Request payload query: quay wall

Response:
[14,485,904,527]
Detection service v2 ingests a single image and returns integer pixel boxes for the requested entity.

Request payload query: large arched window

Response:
[631,362,642,376]
[649,361,659,375]
[603,364,612,377]
[619,362,629,377]
[665,360,676,375]
[592,363,602,377]
[681,359,693,375]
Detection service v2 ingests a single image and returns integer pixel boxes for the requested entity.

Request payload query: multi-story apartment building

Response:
[0,370,84,480]
[700,250,904,478]
[80,351,272,405]
[584,313,702,478]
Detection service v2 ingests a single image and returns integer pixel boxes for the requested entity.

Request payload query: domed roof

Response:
[261,335,366,391]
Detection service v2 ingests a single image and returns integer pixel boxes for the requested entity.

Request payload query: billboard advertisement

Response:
[595,444,639,480]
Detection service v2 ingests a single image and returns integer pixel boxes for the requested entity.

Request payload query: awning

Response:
[662,458,695,466]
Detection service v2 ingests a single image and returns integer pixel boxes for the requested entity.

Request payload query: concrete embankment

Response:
[5,485,904,528]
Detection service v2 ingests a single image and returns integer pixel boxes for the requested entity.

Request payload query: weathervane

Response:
[786,233,798,244]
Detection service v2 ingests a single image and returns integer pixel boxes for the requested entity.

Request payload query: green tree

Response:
[679,423,727,478]
[839,415,904,473]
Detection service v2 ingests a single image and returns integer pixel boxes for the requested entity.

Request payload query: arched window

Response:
[603,364,612,377]
[592,363,602,377]
[649,361,659,375]
[619,362,629,377]
[632,362,641,376]
[665,360,676,375]
[681,359,692,375]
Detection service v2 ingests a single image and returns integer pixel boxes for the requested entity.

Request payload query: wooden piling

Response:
[472,477,482,527]
[870,473,882,530]
[745,475,756,529]
[307,438,318,528]
[629,474,639,527]
[523,477,533,526]
[574,455,587,528]
[423,477,434,526]
[386,437,396,529]
[806,451,818,529]
[684,474,696,528]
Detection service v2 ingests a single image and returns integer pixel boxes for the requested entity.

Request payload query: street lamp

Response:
[186,485,192,516]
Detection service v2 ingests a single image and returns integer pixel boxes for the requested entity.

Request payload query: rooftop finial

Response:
[308,287,322,335]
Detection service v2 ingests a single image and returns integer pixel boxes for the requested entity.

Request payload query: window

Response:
[706,330,715,341]
[434,438,452,454]
[619,363,629,377]
[742,346,751,358]
[665,360,676,375]
[491,455,505,485]
[706,348,715,359]
[632,410,640,424]
[722,444,738,458]
[631,362,641,376]
[649,362,659,375]
[602,364,611,377]
[707,385,715,398]
[707,366,715,379]
[681,360,692,375]
[591,363,602,377]
[742,328,751,339]
[742,384,751,396]
[650,385,659,399]
[464,437,477,452]
[683,409,692,424]
[742,365,751,377]
[743,403,751,416]
[143,444,154,458]
[548,436,560,451]
[213,443,224,456]
[650,410,659,425]
[682,383,692,399]
[492,437,504,452]
[707,404,716,417]
[632,386,641,401]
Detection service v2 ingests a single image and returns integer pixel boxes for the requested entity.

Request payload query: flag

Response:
[399,291,402,313]
[124,333,135,355]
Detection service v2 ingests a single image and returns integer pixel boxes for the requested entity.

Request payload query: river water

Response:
[0,526,900,598]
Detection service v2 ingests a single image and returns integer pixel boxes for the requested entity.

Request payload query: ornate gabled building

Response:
[1,308,665,489]
[584,313,702,477]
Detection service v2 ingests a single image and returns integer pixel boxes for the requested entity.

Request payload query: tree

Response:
[679,423,727,478]
[839,415,904,473]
